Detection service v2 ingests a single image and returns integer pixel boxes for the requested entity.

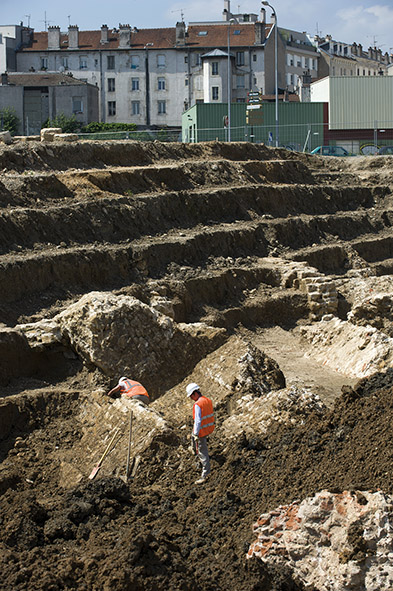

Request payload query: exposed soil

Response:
[1,140,393,590]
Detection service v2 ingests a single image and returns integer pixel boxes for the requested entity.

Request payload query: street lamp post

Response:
[262,1,279,147]
[227,18,235,142]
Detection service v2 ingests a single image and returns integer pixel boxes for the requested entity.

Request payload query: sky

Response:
[2,0,393,52]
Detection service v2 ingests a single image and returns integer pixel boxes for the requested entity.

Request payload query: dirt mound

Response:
[1,370,393,590]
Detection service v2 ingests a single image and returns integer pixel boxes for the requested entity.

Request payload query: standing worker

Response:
[186,383,215,484]
[107,377,150,405]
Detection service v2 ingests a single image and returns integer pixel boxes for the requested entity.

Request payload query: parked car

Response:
[311,145,350,157]
[377,146,393,155]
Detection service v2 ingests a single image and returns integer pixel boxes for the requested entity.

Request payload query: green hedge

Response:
[80,122,138,133]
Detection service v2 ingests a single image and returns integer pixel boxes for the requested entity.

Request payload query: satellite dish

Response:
[58,66,65,72]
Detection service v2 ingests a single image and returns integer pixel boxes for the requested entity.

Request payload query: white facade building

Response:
[13,10,277,128]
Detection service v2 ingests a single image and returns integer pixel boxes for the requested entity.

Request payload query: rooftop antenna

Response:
[68,15,71,26]
[171,8,185,22]
[316,22,322,37]
[24,14,31,27]
[366,34,386,49]
[40,11,53,31]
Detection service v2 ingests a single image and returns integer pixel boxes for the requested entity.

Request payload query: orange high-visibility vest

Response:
[193,396,215,438]
[120,379,149,400]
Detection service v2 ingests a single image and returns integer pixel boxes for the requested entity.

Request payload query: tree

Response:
[0,107,20,136]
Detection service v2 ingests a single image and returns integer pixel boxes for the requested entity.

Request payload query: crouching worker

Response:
[107,377,150,405]
[186,382,215,484]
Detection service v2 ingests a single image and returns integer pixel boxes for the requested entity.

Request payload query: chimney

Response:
[260,8,266,23]
[270,11,276,25]
[100,24,108,44]
[21,27,33,47]
[377,48,382,62]
[223,0,231,21]
[1,73,8,85]
[351,42,357,57]
[68,25,79,49]
[48,25,60,50]
[176,21,186,46]
[119,24,131,47]
[255,21,265,45]
[358,44,363,56]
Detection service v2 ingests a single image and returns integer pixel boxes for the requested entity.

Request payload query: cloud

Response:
[337,3,393,47]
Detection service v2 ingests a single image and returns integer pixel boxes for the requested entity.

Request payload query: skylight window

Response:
[198,31,208,36]
[234,30,241,35]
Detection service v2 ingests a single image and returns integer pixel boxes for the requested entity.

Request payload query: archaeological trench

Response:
[1,140,393,591]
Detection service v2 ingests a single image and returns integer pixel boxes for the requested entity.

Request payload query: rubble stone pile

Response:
[248,489,393,591]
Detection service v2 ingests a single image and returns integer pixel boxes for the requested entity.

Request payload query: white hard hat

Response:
[120,377,128,382]
[186,383,200,397]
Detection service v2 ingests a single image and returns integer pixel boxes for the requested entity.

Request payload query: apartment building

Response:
[281,28,319,92]
[315,36,393,78]
[13,5,279,128]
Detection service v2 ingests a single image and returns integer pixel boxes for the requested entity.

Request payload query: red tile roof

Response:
[187,23,272,48]
[20,23,271,52]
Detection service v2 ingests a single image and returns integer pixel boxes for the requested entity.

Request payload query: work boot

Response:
[195,476,208,485]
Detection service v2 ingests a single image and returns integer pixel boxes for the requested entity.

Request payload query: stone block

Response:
[0,131,12,144]
[40,127,62,142]
[14,135,40,142]
[53,133,79,142]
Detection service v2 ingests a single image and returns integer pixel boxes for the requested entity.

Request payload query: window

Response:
[158,100,166,114]
[185,78,189,86]
[184,56,188,63]
[236,51,245,66]
[157,54,166,67]
[212,62,219,75]
[131,55,140,69]
[198,31,207,36]
[304,58,309,68]
[0,34,2,44]
[253,54,257,62]
[61,57,68,69]
[237,75,245,88]
[108,101,116,116]
[236,98,245,103]
[108,78,115,92]
[40,57,48,70]
[212,86,219,100]
[131,77,139,91]
[72,97,83,114]
[131,101,140,115]
[195,53,202,66]
[79,56,88,69]
[107,55,115,70]
[158,77,166,90]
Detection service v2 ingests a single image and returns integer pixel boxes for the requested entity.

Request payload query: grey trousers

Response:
[197,436,210,478]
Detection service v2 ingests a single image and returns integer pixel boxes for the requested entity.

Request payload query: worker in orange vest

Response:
[107,377,150,405]
[186,382,215,484]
